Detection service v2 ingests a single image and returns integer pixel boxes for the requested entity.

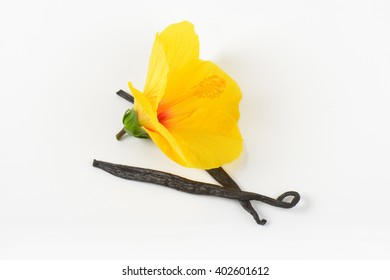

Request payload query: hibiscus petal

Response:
[142,21,199,111]
[170,108,243,168]
[158,21,199,72]
[143,35,169,110]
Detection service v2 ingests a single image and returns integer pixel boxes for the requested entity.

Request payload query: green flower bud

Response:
[122,108,149,138]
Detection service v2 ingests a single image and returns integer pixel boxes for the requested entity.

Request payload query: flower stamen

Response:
[192,75,226,99]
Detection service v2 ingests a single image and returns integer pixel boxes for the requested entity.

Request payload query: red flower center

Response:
[157,109,170,127]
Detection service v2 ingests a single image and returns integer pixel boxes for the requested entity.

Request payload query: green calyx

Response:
[122,108,149,138]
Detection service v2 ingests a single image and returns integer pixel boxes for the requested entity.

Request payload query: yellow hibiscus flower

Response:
[123,21,243,169]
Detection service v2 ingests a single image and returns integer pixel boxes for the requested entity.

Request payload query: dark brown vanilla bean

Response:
[207,167,266,225]
[116,89,134,103]
[93,159,300,208]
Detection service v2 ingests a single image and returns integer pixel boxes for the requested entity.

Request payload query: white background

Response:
[1,0,390,260]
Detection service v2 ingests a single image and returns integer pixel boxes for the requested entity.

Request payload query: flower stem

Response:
[116,128,126,140]
[93,159,300,209]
